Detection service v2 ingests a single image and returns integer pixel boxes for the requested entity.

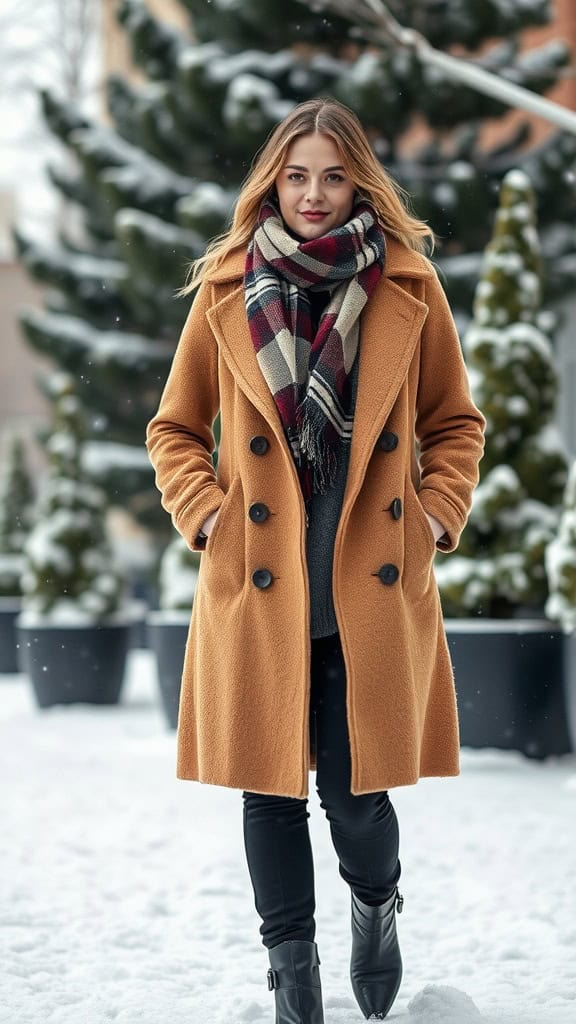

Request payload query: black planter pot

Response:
[16,617,132,707]
[147,610,190,729]
[0,598,22,674]
[446,618,575,759]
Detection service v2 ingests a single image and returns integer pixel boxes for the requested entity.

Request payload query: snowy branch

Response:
[301,0,576,135]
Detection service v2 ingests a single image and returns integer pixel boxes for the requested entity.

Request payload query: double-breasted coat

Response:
[145,234,487,799]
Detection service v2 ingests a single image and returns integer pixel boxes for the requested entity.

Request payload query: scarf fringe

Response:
[298,396,339,493]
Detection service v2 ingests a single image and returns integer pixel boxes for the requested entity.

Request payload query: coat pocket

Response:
[407,482,437,559]
[204,474,240,559]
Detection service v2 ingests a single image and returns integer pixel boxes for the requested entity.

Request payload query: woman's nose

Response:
[305,179,324,201]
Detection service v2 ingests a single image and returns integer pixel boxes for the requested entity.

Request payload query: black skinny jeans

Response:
[242,630,402,950]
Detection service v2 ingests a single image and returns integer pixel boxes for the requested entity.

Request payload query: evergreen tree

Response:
[20,374,126,622]
[545,460,576,633]
[12,0,576,571]
[436,169,569,617]
[0,435,35,598]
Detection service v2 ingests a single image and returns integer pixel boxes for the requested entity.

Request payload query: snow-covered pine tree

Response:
[436,168,569,618]
[297,0,576,311]
[0,434,35,598]
[20,374,126,623]
[545,460,576,633]
[12,0,576,568]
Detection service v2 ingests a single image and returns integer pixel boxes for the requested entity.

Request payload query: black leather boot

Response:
[349,885,404,1020]
[266,939,324,1024]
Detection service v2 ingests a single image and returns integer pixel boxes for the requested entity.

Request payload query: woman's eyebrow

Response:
[284,164,346,171]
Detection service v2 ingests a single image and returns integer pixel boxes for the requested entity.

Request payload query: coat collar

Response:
[205,232,431,504]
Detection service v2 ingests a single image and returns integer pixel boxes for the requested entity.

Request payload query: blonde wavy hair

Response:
[175,96,436,297]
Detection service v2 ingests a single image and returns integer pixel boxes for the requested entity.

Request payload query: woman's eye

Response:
[286,173,344,182]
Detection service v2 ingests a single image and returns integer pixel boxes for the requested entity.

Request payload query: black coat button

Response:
[252,569,273,589]
[249,435,269,455]
[377,563,399,585]
[378,430,399,451]
[391,497,402,520]
[249,502,269,523]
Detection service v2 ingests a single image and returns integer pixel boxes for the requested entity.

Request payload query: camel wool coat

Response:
[145,233,487,799]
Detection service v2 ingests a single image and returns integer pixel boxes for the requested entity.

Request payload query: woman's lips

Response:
[301,211,328,220]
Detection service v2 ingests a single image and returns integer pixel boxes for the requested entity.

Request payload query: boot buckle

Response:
[267,967,278,991]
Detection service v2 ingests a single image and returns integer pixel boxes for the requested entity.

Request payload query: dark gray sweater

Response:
[304,290,360,638]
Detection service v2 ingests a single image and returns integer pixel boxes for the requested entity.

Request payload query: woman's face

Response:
[274,132,356,240]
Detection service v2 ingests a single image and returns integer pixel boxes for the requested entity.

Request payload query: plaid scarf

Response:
[244,193,386,504]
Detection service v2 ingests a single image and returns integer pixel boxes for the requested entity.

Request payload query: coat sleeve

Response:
[415,268,487,554]
[145,278,225,552]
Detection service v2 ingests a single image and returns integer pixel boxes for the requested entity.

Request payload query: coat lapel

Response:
[205,235,432,486]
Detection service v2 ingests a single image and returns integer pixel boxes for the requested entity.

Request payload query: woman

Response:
[146,98,486,1023]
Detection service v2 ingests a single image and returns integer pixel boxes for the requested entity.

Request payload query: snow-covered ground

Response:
[1,649,575,1024]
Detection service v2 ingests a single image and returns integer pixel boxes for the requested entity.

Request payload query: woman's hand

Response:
[425,512,446,543]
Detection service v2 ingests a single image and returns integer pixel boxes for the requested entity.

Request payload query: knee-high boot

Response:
[266,939,324,1023]
[349,886,404,1020]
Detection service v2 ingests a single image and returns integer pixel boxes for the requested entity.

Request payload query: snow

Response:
[465,322,553,363]
[158,536,199,610]
[408,985,483,1021]
[433,183,458,210]
[15,233,127,283]
[531,422,569,456]
[24,511,80,574]
[490,1,553,22]
[1,650,575,1024]
[16,600,142,628]
[0,552,24,595]
[516,38,571,76]
[82,442,153,473]
[307,52,348,77]
[207,49,296,86]
[21,309,173,368]
[0,553,24,574]
[448,162,475,181]
[502,201,532,224]
[176,182,236,226]
[348,51,382,87]
[115,208,202,251]
[178,40,224,74]
[442,617,570,633]
[46,431,78,462]
[68,125,193,198]
[213,0,245,12]
[223,74,294,129]
[546,461,576,632]
[505,170,532,191]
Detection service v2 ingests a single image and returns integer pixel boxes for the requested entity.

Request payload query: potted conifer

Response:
[147,533,200,729]
[545,459,576,747]
[15,373,135,707]
[435,169,573,758]
[0,434,35,673]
